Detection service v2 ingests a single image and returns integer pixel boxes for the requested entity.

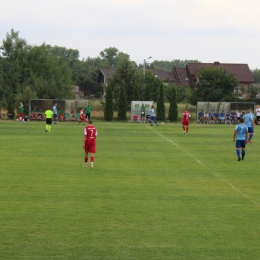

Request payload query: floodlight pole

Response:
[143,56,152,75]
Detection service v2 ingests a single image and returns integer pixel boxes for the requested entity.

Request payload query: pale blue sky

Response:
[1,0,260,69]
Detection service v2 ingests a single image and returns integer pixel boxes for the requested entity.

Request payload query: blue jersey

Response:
[53,105,57,114]
[235,124,248,140]
[150,108,155,117]
[243,113,253,127]
[199,112,204,117]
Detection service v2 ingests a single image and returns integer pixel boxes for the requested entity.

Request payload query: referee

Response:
[44,107,53,132]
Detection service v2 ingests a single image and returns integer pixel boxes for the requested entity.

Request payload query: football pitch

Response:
[1,120,260,260]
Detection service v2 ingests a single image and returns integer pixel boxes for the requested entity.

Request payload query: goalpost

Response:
[29,99,89,120]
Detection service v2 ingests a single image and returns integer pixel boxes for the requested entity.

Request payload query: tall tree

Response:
[144,84,151,101]
[191,66,239,104]
[156,81,165,121]
[27,45,73,99]
[168,85,178,121]
[100,47,119,67]
[109,58,136,105]
[251,69,260,83]
[144,71,161,102]
[0,29,29,98]
[117,81,127,121]
[104,83,113,121]
[132,80,140,101]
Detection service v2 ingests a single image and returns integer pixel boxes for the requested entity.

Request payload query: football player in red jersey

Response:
[182,110,191,134]
[78,107,87,125]
[83,119,98,168]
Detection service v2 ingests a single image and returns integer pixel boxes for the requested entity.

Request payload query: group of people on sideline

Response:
[198,108,260,125]
[27,104,92,123]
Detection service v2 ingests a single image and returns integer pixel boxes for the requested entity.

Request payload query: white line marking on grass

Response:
[148,126,260,208]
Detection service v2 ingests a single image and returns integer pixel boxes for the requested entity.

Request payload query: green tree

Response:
[251,69,260,83]
[144,83,151,101]
[109,58,136,105]
[247,85,260,99]
[132,80,140,101]
[144,71,161,102]
[150,59,200,71]
[0,29,29,97]
[7,95,15,119]
[100,47,119,67]
[117,81,127,121]
[175,84,193,104]
[168,85,178,121]
[15,86,37,114]
[0,30,73,104]
[99,47,135,69]
[0,60,5,101]
[192,66,239,104]
[104,83,113,121]
[156,82,165,121]
[1,96,7,109]
[27,44,73,99]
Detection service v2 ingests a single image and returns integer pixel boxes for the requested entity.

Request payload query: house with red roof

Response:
[98,62,254,98]
[172,61,254,97]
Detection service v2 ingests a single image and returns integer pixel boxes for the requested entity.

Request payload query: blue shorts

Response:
[248,127,254,133]
[236,140,246,149]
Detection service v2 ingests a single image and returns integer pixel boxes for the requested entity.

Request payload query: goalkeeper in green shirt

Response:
[140,103,146,123]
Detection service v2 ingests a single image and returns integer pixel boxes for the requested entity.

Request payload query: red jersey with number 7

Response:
[84,125,97,153]
[84,125,98,140]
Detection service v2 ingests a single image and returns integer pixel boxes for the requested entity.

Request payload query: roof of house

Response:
[99,62,254,86]
[99,68,116,79]
[172,67,190,86]
[148,69,175,82]
[99,68,175,83]
[186,62,254,83]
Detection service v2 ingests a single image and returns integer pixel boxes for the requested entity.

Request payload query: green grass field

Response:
[1,120,260,260]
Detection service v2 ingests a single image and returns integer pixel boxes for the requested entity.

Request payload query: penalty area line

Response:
[148,126,260,208]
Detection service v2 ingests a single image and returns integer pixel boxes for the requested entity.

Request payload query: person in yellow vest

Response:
[44,107,53,132]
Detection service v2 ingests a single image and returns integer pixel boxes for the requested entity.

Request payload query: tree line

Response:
[1,29,259,121]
